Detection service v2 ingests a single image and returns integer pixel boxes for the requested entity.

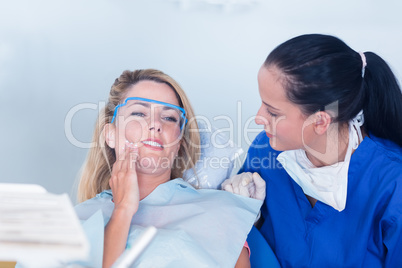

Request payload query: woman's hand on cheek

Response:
[109,144,140,217]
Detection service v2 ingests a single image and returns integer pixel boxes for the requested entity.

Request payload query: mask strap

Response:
[350,110,364,146]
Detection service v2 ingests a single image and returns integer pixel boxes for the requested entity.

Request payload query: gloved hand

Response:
[221,172,266,201]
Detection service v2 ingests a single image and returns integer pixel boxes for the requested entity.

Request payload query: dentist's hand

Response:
[221,172,266,201]
[109,144,140,216]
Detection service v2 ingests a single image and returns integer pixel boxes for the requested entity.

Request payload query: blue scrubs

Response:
[241,131,402,267]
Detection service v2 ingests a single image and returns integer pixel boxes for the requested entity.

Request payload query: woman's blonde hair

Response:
[77,69,200,202]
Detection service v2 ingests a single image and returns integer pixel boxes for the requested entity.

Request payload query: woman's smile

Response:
[141,138,164,150]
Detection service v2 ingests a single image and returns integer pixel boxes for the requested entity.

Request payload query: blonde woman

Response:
[75,69,262,268]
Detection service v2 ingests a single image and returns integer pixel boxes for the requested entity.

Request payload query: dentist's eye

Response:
[266,109,277,117]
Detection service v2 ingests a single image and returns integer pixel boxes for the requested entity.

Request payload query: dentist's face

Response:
[112,81,182,176]
[255,66,314,151]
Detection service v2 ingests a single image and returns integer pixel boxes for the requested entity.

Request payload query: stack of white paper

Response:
[0,183,89,267]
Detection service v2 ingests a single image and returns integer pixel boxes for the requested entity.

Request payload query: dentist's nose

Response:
[255,105,268,126]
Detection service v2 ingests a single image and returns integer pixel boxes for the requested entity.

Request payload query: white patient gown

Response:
[74,178,262,268]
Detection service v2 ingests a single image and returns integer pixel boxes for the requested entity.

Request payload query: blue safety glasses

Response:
[111,97,187,132]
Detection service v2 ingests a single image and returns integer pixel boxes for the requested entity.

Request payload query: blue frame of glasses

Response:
[111,97,188,130]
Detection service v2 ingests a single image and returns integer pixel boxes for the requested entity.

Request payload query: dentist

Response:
[223,34,402,267]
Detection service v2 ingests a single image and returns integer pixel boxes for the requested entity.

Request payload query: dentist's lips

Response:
[265,132,273,138]
[141,139,164,150]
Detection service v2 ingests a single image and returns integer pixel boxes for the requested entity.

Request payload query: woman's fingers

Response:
[127,146,139,172]
[120,145,130,172]
[112,145,127,177]
[110,144,138,191]
[109,144,140,215]
[113,143,138,173]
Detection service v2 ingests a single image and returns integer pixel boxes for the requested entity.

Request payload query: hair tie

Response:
[358,52,367,78]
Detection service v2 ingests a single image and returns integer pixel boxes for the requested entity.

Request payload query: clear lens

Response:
[112,98,186,138]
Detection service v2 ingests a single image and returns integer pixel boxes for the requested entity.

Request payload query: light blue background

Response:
[1,0,401,203]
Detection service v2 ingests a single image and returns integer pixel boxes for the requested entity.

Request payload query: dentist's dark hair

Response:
[264,34,402,147]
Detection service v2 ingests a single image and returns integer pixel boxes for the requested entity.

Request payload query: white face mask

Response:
[276,111,364,212]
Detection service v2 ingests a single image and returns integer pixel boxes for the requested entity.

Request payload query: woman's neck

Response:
[137,171,171,200]
[305,124,350,167]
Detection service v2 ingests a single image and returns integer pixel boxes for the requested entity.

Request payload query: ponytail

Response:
[363,52,402,147]
[264,34,402,148]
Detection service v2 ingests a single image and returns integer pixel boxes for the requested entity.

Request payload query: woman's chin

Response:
[136,157,173,175]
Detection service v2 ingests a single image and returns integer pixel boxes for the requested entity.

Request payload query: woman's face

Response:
[109,80,183,176]
[255,66,315,151]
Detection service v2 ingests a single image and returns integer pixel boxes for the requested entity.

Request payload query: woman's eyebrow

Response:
[162,106,179,111]
[262,100,280,112]
[126,102,150,108]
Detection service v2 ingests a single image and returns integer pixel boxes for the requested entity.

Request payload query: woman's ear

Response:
[104,123,116,148]
[313,111,332,135]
